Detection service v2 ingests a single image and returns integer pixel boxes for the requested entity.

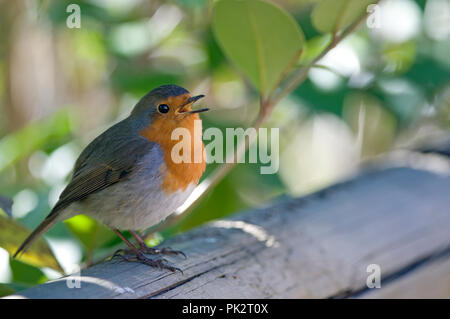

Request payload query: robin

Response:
[13,84,209,272]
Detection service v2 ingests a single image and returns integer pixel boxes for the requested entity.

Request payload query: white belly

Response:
[64,178,196,230]
[60,148,197,230]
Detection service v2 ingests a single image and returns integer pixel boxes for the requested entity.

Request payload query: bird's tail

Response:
[13,212,60,259]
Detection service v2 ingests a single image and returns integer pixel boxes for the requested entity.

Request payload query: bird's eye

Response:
[158,104,170,114]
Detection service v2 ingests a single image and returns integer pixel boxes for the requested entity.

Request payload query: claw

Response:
[136,252,182,273]
[111,240,185,273]
[160,247,187,259]
[113,250,182,273]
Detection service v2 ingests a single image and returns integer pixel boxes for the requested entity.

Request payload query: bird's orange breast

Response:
[139,112,206,194]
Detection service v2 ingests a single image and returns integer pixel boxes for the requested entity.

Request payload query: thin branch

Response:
[267,48,304,100]
[272,7,372,105]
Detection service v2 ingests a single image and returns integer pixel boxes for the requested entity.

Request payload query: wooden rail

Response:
[9,153,450,298]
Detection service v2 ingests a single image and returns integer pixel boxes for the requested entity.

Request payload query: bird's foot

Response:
[113,250,182,273]
[113,245,186,259]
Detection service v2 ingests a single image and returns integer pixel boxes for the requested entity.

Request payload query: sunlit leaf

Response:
[311,0,376,34]
[298,34,332,65]
[212,0,304,94]
[65,215,115,254]
[0,215,63,273]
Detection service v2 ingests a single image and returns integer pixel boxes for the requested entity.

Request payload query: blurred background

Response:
[0,0,449,294]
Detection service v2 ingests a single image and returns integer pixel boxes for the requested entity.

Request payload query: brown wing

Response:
[49,120,156,216]
[13,120,156,258]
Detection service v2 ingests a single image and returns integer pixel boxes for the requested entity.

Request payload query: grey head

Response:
[131,85,189,116]
[130,85,208,122]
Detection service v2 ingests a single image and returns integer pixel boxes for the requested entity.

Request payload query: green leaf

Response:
[10,259,48,286]
[0,215,63,273]
[311,0,376,34]
[65,215,115,255]
[0,283,16,297]
[298,34,332,65]
[212,0,304,94]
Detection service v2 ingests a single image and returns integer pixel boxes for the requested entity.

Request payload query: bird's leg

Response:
[112,228,140,258]
[112,229,181,273]
[113,228,138,251]
[129,230,186,258]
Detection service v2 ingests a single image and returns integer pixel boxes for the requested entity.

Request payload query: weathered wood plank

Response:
[358,256,450,298]
[9,166,450,299]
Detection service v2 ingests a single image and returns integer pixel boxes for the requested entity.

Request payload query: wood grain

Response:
[9,166,450,299]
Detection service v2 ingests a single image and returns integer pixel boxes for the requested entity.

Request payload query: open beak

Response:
[185,107,209,114]
[187,94,205,104]
[179,95,209,114]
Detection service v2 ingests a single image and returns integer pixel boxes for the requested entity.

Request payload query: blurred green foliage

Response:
[0,0,449,296]
[0,109,73,173]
